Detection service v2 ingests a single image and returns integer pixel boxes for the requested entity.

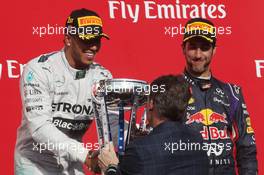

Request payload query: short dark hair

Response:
[150,75,191,122]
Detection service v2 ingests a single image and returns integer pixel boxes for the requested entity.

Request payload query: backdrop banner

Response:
[0,0,263,174]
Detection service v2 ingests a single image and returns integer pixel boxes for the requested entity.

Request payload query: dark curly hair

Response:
[149,75,191,122]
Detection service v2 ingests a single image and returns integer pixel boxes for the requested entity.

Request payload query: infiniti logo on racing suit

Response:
[214,88,225,98]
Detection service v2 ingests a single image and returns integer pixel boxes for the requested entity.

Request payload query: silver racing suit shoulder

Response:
[24,50,114,86]
[23,51,60,84]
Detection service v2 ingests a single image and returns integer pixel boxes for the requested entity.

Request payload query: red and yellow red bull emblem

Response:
[186,108,227,125]
[78,16,102,27]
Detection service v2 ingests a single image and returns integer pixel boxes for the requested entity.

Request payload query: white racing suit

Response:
[15,49,119,175]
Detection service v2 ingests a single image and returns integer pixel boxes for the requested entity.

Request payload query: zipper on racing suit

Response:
[204,90,216,174]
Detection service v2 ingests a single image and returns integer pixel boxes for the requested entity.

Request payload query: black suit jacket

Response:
[118,121,209,175]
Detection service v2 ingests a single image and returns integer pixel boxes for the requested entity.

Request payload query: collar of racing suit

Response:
[183,69,213,91]
[61,49,89,80]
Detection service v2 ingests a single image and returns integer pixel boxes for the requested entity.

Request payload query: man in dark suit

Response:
[98,75,209,175]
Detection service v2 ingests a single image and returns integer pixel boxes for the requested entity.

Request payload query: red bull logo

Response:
[186,109,227,125]
[200,126,230,140]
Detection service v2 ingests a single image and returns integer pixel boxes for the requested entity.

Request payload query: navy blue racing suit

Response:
[183,71,258,175]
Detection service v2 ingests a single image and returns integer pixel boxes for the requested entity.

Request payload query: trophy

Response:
[91,78,149,156]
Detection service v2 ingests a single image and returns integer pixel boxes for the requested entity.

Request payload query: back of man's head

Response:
[150,75,191,122]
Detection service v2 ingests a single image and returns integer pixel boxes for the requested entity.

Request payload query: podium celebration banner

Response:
[0,0,263,174]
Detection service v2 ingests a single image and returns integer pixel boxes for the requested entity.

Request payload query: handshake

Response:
[85,123,151,174]
[85,143,119,174]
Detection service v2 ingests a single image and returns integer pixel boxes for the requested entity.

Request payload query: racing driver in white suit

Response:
[14,8,118,175]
